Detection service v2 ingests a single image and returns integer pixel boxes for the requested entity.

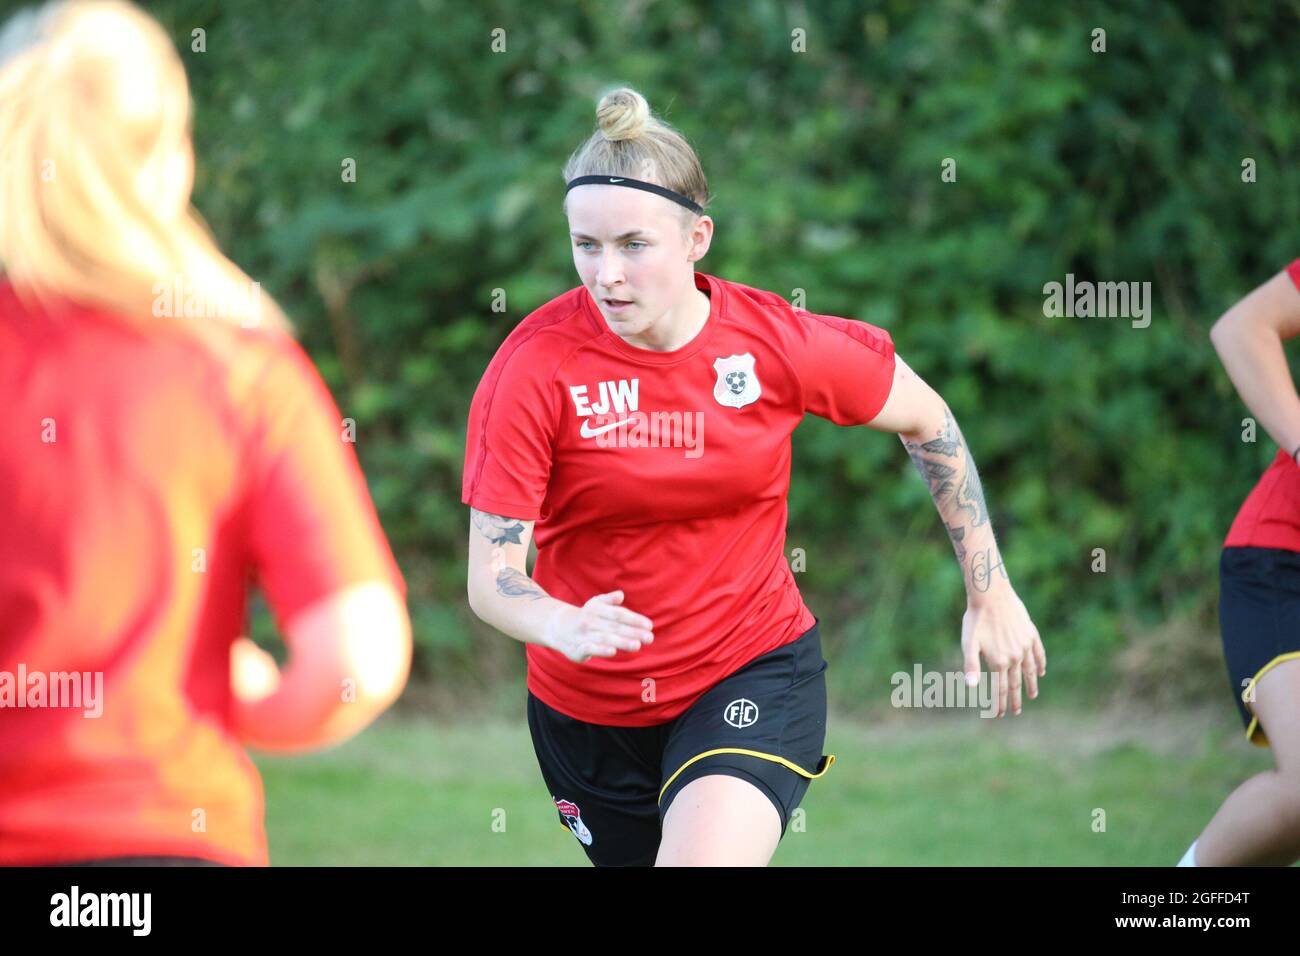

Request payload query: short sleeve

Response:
[787,308,896,425]
[461,338,558,521]
[241,337,406,631]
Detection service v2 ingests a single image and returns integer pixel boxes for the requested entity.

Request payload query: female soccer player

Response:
[0,0,410,866]
[1179,261,1300,867]
[463,87,1045,866]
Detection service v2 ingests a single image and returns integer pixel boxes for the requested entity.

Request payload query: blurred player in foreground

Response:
[0,0,410,866]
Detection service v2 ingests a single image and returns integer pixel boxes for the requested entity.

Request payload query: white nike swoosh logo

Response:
[580,418,634,438]
[608,178,624,182]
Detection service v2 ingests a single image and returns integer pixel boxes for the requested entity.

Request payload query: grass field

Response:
[255,698,1279,866]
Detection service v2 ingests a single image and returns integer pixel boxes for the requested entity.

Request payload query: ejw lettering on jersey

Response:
[570,378,639,439]
[569,377,704,458]
[570,378,639,418]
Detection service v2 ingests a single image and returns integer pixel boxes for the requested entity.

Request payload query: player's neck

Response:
[629,287,711,352]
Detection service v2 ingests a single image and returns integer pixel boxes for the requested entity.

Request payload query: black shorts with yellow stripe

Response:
[1219,546,1300,747]
[526,618,834,867]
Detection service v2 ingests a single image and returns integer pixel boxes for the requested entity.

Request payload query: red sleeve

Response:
[461,337,558,521]
[786,308,897,425]
[1285,259,1300,291]
[242,337,406,631]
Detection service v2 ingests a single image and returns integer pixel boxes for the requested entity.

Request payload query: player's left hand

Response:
[961,588,1045,717]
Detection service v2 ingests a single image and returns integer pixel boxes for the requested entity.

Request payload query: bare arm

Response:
[231,580,412,753]
[866,354,1045,715]
[466,508,654,662]
[466,509,569,647]
[1209,268,1300,458]
[867,356,1008,603]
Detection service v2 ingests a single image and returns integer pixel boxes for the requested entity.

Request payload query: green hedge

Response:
[149,0,1300,705]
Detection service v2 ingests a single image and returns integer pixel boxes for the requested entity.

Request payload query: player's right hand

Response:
[230,635,281,701]
[544,590,654,663]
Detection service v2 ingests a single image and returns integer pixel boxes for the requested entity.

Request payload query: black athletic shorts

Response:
[526,618,835,866]
[1219,546,1300,747]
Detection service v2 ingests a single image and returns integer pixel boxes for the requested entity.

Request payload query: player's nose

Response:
[595,250,625,288]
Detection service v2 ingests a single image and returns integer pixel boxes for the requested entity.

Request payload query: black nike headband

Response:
[565,175,704,215]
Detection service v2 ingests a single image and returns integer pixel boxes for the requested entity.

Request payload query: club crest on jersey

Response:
[554,797,593,845]
[712,353,761,409]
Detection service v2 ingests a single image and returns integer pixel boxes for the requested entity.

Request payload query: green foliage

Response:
[153,0,1300,698]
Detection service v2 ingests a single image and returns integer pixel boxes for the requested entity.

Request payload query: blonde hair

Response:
[562,87,710,235]
[0,0,289,333]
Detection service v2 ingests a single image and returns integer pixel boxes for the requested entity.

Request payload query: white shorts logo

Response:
[723,697,759,728]
[713,353,761,408]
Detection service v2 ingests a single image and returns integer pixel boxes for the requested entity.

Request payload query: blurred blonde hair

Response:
[0,0,290,334]
[562,87,710,237]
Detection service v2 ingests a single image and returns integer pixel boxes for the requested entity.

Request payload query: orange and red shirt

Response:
[0,281,405,866]
[1224,259,1300,554]
[463,271,896,726]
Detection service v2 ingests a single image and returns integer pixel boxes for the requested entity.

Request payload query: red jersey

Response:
[1224,259,1300,553]
[0,281,405,866]
[463,271,896,725]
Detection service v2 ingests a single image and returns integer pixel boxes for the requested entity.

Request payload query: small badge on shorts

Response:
[723,697,759,728]
[554,797,594,845]
[712,353,761,408]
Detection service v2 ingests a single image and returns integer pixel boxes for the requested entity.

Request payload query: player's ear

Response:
[686,215,712,261]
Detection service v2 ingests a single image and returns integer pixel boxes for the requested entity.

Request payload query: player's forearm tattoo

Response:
[970,546,1008,592]
[904,407,962,500]
[900,406,1003,592]
[944,521,967,564]
[471,508,525,546]
[496,566,546,600]
[906,449,958,500]
[955,461,990,528]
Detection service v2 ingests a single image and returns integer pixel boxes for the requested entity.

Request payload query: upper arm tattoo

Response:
[471,508,546,601]
[471,508,527,546]
[919,407,962,457]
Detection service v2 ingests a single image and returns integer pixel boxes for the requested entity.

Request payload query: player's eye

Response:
[626,241,647,251]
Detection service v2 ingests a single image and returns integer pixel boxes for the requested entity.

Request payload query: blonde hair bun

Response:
[595,87,650,142]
